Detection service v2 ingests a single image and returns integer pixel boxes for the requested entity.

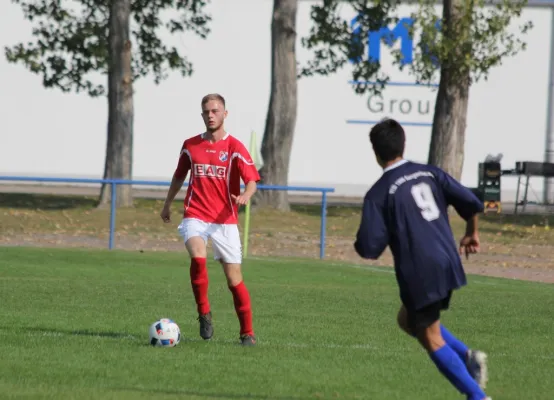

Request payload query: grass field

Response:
[0,247,552,399]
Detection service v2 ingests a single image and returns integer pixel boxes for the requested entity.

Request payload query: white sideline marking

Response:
[248,256,395,274]
[471,280,500,286]
[344,264,395,274]
[248,257,539,287]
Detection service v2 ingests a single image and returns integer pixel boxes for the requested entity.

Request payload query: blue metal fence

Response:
[0,176,336,259]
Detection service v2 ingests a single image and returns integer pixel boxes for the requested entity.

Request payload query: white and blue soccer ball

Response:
[148,318,181,347]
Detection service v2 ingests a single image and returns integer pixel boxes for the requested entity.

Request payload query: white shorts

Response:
[177,218,242,264]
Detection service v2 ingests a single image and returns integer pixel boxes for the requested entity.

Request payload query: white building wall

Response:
[0,1,551,201]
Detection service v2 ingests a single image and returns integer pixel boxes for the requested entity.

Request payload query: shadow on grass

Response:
[0,193,98,210]
[0,192,361,219]
[18,326,136,340]
[239,203,361,218]
[18,327,251,348]
[115,386,305,400]
[291,204,360,217]
[2,192,551,233]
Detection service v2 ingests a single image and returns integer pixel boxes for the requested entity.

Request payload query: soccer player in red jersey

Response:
[160,94,260,346]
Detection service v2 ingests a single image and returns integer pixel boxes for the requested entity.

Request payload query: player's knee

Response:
[415,323,445,352]
[397,306,413,336]
[185,237,207,258]
[222,262,243,286]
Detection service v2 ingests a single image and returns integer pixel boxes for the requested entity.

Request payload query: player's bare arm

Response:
[231,181,257,206]
[459,214,480,259]
[161,174,186,223]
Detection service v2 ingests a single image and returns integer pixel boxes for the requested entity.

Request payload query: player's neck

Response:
[204,129,227,143]
[382,157,404,170]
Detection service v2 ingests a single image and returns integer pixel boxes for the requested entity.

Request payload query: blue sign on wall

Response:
[350,16,441,66]
[370,17,414,65]
[347,16,441,127]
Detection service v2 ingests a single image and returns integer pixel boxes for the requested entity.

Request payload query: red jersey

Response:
[173,133,260,224]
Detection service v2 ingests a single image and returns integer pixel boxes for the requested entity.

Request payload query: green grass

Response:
[0,247,552,399]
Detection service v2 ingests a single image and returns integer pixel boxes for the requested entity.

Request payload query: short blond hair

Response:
[201,93,226,108]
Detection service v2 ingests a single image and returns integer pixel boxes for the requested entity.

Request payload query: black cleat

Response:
[198,312,213,340]
[240,334,257,346]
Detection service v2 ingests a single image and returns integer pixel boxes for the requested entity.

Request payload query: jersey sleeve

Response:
[434,168,484,221]
[354,193,389,260]
[234,141,260,184]
[173,142,191,180]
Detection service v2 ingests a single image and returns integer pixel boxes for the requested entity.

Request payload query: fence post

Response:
[0,177,337,257]
[109,181,117,250]
[319,190,328,259]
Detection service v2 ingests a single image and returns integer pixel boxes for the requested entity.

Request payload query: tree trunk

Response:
[427,71,469,180]
[427,0,470,181]
[98,0,134,208]
[257,0,298,211]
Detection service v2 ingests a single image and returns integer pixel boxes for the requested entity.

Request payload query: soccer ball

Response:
[148,318,181,347]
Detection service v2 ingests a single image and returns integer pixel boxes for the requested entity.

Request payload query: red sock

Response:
[229,281,254,336]
[190,257,210,315]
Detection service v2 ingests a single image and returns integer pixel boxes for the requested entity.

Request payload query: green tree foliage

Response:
[6,0,211,97]
[5,0,211,206]
[300,0,532,179]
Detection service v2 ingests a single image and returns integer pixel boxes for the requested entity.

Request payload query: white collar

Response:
[383,159,408,173]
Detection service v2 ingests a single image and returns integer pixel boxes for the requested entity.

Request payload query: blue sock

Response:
[441,324,469,362]
[430,345,486,400]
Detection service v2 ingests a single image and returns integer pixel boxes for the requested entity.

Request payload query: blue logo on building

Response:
[347,16,441,128]
[350,16,441,66]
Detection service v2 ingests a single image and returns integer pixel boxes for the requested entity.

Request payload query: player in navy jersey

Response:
[354,118,491,400]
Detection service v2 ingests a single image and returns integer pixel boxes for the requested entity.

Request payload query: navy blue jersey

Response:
[354,160,484,310]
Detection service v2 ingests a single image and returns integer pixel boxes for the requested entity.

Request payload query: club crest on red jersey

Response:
[219,151,228,162]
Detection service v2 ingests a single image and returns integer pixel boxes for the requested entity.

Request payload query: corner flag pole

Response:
[243,131,258,259]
